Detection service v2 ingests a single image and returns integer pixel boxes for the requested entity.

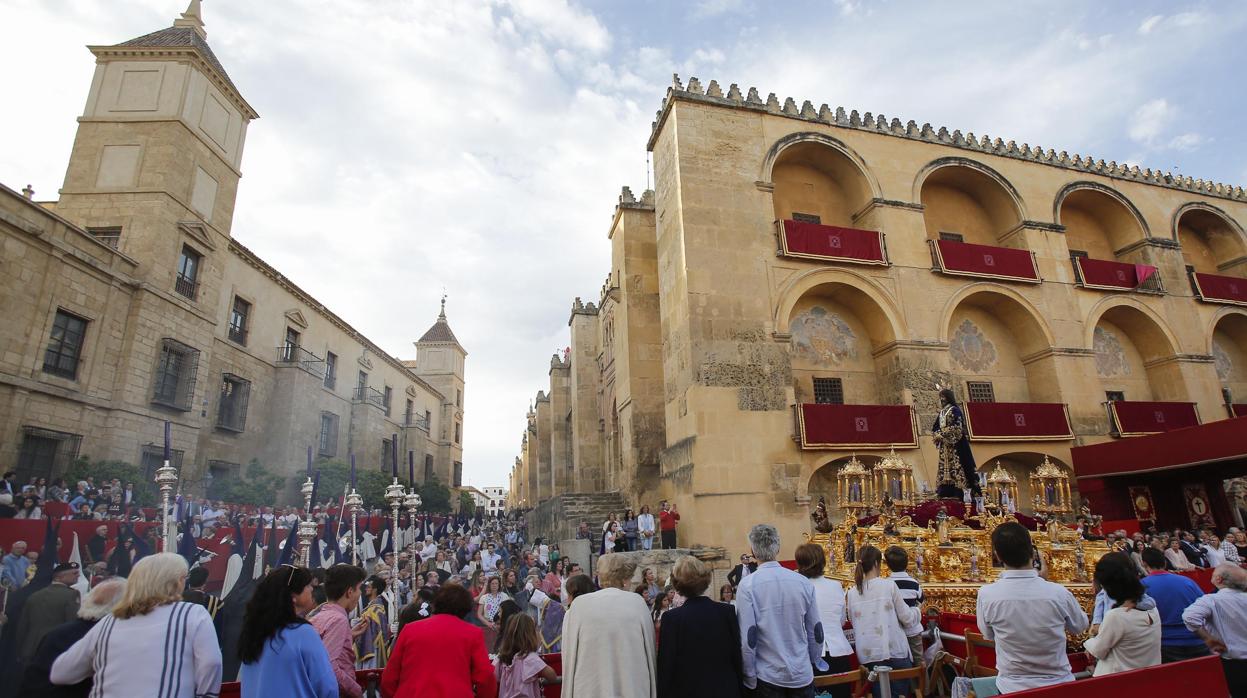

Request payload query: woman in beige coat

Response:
[1084,553,1161,676]
[560,553,656,698]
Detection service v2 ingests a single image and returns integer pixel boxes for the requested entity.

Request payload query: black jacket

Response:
[727,563,756,589]
[657,596,743,698]
[18,617,95,698]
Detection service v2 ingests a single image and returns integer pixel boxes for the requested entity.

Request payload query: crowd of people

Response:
[3,470,1247,698]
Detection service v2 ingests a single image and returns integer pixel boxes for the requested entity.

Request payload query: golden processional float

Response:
[809,452,1109,620]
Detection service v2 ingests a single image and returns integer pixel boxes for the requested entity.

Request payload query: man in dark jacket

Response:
[84,526,108,566]
[15,563,80,663]
[181,566,221,620]
[17,578,126,698]
[726,553,756,589]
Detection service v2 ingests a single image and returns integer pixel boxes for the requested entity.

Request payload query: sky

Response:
[2,0,1245,489]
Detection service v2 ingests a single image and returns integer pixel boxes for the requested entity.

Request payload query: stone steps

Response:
[525,491,630,543]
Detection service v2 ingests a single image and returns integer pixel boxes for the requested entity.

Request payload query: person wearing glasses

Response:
[237,564,336,697]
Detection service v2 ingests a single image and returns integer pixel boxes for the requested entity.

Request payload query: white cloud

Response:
[1139,11,1207,34]
[1128,98,1175,145]
[691,0,747,19]
[1138,14,1164,34]
[1168,132,1207,151]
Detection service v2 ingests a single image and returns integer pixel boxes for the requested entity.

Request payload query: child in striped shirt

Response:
[885,546,925,663]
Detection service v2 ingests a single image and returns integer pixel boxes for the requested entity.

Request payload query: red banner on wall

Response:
[1075,257,1157,291]
[1193,272,1247,305]
[933,239,1040,283]
[1184,484,1217,530]
[796,403,917,449]
[963,402,1073,441]
[1109,401,1200,436]
[1128,485,1156,522]
[778,220,887,265]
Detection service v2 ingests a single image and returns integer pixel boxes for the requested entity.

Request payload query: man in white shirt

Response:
[977,521,1089,693]
[1204,534,1228,568]
[1183,563,1247,693]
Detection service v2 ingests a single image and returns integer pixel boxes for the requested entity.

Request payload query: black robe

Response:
[932,404,979,498]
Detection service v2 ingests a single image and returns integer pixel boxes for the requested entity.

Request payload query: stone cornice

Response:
[648,75,1246,204]
[1115,237,1182,256]
[227,239,445,400]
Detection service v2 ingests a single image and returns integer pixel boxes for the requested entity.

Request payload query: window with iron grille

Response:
[456,388,462,408]
[381,438,393,471]
[424,455,434,482]
[324,352,337,389]
[357,370,368,390]
[1105,391,1125,403]
[86,226,122,249]
[453,461,463,488]
[812,377,844,405]
[207,460,240,481]
[228,297,251,345]
[216,374,251,432]
[966,381,995,403]
[318,412,339,457]
[454,421,461,444]
[176,245,201,300]
[939,231,965,242]
[16,427,82,482]
[280,327,300,362]
[151,338,200,410]
[405,399,414,425]
[383,386,393,417]
[43,309,88,380]
[791,212,822,224]
[140,445,184,481]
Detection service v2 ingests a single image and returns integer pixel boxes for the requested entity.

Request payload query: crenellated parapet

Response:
[649,74,1246,203]
[618,185,656,211]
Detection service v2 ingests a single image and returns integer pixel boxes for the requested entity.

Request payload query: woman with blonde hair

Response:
[51,552,222,697]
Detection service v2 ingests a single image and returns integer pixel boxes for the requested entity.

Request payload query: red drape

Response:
[964,402,1073,440]
[797,404,917,448]
[1075,257,1156,290]
[1178,568,1216,594]
[1193,272,1247,305]
[1233,404,1247,418]
[779,220,887,265]
[1109,401,1200,435]
[934,239,1039,282]
[1073,416,1245,479]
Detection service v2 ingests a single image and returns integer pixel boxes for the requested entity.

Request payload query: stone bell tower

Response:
[54,0,258,285]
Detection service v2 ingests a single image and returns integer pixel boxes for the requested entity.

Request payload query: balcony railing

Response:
[776,219,888,265]
[929,239,1040,283]
[353,385,386,409]
[963,402,1073,441]
[1073,257,1163,294]
[1106,400,1200,437]
[174,273,198,300]
[1190,270,1247,306]
[406,415,431,431]
[795,403,917,449]
[275,345,326,378]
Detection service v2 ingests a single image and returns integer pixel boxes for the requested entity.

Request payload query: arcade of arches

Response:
[511,84,1247,552]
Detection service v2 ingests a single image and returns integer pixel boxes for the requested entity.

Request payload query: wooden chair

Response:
[851,663,927,698]
[813,668,864,694]
[963,631,998,678]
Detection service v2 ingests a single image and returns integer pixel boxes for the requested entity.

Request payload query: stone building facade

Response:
[511,75,1247,555]
[0,4,466,498]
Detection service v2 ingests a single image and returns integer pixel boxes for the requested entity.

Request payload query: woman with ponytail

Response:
[846,546,921,698]
[238,564,337,698]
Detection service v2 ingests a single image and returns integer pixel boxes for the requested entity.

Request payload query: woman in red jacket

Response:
[381,584,498,698]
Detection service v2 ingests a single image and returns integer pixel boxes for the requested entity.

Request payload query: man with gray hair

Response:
[737,524,826,697]
[1184,563,1247,694]
[18,578,127,697]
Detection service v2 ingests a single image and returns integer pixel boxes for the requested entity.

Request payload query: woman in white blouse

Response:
[1084,552,1161,676]
[846,546,920,698]
[796,543,854,697]
[51,553,222,697]
[637,505,657,551]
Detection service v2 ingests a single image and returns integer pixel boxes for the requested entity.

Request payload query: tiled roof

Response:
[114,26,239,97]
[419,316,460,345]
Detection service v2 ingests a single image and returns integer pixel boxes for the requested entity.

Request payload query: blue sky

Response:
[2,0,1244,488]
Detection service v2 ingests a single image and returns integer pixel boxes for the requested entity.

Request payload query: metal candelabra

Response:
[404,489,422,558]
[384,478,406,634]
[345,488,363,566]
[155,460,179,552]
[298,476,316,566]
